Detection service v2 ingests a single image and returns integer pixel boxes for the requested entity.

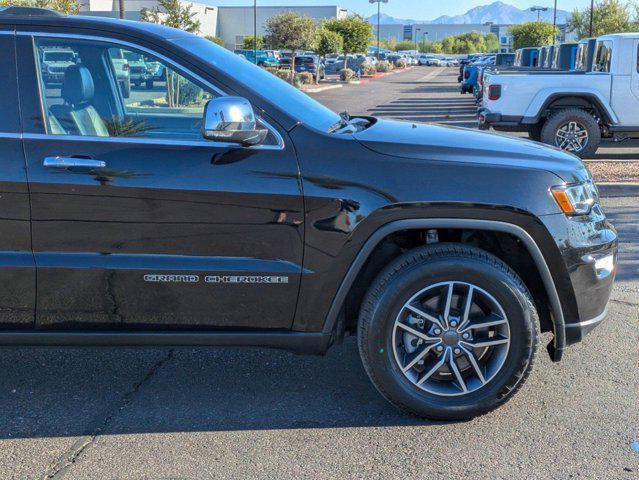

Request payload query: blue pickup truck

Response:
[461,53,515,95]
[234,49,280,67]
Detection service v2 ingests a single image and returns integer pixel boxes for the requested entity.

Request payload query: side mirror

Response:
[202,97,268,147]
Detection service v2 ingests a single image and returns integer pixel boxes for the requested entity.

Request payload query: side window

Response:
[35,37,218,140]
[593,41,612,73]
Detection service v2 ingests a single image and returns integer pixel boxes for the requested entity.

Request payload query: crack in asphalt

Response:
[41,349,175,480]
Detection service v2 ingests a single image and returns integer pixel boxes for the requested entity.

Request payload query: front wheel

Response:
[540,108,601,158]
[358,244,538,420]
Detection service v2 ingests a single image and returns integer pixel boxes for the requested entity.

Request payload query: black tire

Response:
[527,122,543,142]
[540,108,601,158]
[145,79,154,89]
[358,244,538,420]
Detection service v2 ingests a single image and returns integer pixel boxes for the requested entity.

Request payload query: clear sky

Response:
[211,1,595,20]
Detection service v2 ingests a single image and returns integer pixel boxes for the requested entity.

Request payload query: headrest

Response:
[62,65,95,106]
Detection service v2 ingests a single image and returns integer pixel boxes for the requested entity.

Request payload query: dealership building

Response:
[80,1,574,52]
[81,1,348,49]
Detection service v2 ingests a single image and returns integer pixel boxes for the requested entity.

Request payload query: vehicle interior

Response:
[35,37,216,141]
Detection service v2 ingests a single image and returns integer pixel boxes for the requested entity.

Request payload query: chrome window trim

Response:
[21,30,285,151]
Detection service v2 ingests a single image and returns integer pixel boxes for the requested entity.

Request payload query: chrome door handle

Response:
[43,157,106,169]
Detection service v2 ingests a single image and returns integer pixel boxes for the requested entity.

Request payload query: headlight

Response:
[551,180,600,215]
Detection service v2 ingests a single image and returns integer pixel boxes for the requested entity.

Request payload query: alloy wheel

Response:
[555,121,589,153]
[392,281,511,397]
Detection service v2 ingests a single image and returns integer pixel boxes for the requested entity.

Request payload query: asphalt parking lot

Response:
[2,67,638,480]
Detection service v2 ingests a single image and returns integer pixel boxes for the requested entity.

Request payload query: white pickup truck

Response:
[478,33,639,158]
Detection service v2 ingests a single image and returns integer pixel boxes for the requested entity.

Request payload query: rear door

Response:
[17,31,304,331]
[0,30,35,329]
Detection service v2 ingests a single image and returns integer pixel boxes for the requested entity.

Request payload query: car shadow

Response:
[0,339,453,439]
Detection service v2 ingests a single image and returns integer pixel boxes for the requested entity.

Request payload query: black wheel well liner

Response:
[323,219,567,362]
[535,94,612,125]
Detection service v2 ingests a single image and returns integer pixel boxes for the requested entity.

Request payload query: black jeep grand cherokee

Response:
[0,7,617,419]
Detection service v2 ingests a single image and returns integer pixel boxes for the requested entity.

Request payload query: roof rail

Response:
[0,6,62,17]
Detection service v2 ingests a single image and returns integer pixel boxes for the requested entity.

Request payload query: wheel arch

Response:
[523,91,617,126]
[322,218,567,361]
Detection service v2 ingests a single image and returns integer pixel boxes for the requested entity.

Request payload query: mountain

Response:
[368,1,570,25]
[368,13,417,25]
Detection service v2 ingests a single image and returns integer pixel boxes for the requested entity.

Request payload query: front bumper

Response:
[541,209,618,354]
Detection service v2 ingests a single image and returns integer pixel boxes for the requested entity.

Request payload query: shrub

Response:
[395,59,407,69]
[276,69,293,82]
[264,67,279,75]
[340,68,356,82]
[360,61,376,76]
[376,61,391,73]
[299,72,314,84]
[275,69,302,88]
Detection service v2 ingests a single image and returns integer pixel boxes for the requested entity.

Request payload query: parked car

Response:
[40,47,76,85]
[122,50,153,89]
[292,55,325,80]
[460,55,496,93]
[479,33,639,157]
[417,54,433,66]
[0,6,618,421]
[514,47,540,67]
[108,48,131,98]
[234,49,280,68]
[574,38,597,72]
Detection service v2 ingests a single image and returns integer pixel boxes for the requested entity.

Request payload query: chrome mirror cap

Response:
[202,97,268,146]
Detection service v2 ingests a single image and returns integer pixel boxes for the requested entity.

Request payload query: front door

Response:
[17,33,304,331]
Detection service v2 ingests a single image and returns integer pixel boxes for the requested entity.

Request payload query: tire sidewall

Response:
[361,252,534,419]
[541,109,601,158]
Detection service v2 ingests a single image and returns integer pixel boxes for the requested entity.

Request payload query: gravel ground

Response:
[586,161,639,183]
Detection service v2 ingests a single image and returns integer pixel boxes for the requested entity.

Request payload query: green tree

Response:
[419,41,443,53]
[395,40,416,51]
[315,28,343,56]
[323,14,372,68]
[140,0,200,33]
[264,12,317,82]
[484,32,500,52]
[510,21,557,50]
[242,35,263,51]
[0,0,81,14]
[205,35,226,47]
[568,0,633,39]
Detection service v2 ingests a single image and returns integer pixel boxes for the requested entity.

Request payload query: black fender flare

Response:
[523,93,615,125]
[322,218,566,361]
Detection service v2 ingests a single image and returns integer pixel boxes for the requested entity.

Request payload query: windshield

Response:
[44,51,74,62]
[173,36,340,132]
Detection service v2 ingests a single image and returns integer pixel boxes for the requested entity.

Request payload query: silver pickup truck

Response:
[478,33,639,158]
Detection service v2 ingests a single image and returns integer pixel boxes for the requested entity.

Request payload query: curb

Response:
[597,182,639,197]
[302,84,343,93]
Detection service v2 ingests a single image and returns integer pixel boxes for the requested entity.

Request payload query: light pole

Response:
[369,0,388,60]
[118,0,124,19]
[589,0,594,37]
[552,0,558,41]
[253,0,258,64]
[530,6,548,21]
[414,27,420,52]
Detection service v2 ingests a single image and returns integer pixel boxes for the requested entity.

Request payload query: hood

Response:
[354,119,588,184]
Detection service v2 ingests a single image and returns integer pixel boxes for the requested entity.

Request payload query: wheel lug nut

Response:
[462,332,470,339]
[436,345,444,352]
[450,320,457,327]
[434,328,441,335]
[454,348,461,355]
